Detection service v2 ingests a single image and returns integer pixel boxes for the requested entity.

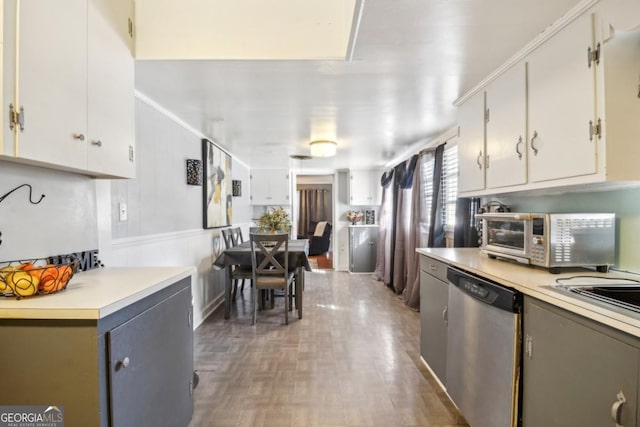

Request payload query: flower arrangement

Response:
[346,210,364,225]
[257,207,292,233]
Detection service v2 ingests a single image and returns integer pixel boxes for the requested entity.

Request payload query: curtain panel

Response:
[298,187,331,236]
[373,170,394,285]
[373,143,447,310]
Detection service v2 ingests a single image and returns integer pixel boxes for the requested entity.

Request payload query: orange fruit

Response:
[39,265,61,293]
[54,265,73,291]
[22,263,46,281]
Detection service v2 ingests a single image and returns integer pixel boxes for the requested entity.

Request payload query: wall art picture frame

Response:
[232,180,242,197]
[186,159,203,185]
[202,139,232,229]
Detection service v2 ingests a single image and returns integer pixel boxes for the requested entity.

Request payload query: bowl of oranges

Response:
[0,257,79,299]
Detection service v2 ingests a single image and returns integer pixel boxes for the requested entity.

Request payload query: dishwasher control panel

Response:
[448,267,521,313]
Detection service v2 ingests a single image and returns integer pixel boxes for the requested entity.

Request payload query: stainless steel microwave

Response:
[475,212,616,273]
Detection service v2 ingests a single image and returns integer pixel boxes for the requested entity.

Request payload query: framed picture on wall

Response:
[202,139,233,228]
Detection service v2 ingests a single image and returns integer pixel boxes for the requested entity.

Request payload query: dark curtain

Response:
[427,144,446,248]
[298,188,331,236]
[373,142,449,310]
[373,170,394,285]
[454,197,481,247]
[391,155,419,295]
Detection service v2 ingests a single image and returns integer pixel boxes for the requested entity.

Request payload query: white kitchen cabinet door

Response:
[250,169,290,205]
[87,0,135,178]
[0,4,4,156]
[527,12,597,183]
[457,91,485,193]
[485,62,527,189]
[349,170,382,206]
[14,0,88,170]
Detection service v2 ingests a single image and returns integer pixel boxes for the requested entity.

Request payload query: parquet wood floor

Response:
[189,270,468,427]
[308,252,333,270]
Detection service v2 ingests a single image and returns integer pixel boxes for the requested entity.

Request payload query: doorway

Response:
[296,175,333,270]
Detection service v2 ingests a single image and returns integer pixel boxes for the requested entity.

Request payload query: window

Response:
[420,141,458,246]
[442,143,458,228]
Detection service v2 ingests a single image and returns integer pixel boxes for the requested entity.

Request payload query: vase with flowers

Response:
[257,207,292,234]
[346,210,364,225]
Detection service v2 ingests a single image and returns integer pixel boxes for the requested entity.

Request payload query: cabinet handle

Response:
[515,136,523,160]
[368,241,374,245]
[442,306,448,325]
[117,356,130,369]
[73,133,85,141]
[91,140,102,147]
[476,150,483,169]
[429,264,437,271]
[530,131,539,156]
[611,390,626,426]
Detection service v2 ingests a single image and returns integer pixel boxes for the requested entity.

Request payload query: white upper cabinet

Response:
[11,0,88,170]
[2,0,135,178]
[456,2,640,197]
[527,12,597,183]
[349,170,382,206]
[485,61,527,189]
[87,0,135,178]
[250,169,290,205]
[457,91,486,193]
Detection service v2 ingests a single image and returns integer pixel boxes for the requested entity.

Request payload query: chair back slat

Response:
[232,227,244,244]
[221,228,235,249]
[222,227,245,249]
[250,233,289,278]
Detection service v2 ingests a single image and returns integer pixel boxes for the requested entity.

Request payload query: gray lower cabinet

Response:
[108,285,193,427]
[419,255,448,385]
[522,297,639,427]
[0,277,193,427]
[349,226,378,272]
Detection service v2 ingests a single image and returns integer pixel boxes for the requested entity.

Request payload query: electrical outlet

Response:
[119,203,128,221]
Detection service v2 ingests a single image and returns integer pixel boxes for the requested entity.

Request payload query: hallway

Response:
[189,271,468,427]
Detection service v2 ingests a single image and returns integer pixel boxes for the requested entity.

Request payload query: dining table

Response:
[212,238,311,319]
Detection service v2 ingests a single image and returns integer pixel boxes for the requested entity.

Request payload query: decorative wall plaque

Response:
[186,159,203,186]
[232,180,242,197]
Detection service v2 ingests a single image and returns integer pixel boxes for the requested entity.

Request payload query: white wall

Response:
[100,97,253,328]
[0,162,98,260]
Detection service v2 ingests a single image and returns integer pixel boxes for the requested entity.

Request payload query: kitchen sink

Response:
[550,277,640,315]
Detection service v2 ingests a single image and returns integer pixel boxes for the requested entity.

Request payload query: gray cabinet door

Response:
[349,227,377,272]
[108,287,193,427]
[523,298,638,427]
[419,270,448,385]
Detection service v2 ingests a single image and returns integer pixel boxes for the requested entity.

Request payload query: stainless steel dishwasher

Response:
[446,267,522,427]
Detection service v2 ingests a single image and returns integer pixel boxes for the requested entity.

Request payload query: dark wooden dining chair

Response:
[221,228,252,299]
[249,233,295,325]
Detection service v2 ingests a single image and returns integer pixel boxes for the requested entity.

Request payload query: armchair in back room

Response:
[306,221,332,256]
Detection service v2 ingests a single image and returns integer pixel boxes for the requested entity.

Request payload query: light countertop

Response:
[0,266,195,320]
[417,248,640,339]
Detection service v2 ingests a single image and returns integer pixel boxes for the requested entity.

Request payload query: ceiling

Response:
[134,0,584,170]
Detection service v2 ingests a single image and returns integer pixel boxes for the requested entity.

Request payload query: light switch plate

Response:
[119,203,128,221]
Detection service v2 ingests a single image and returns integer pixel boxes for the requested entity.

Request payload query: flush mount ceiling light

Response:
[309,140,337,157]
